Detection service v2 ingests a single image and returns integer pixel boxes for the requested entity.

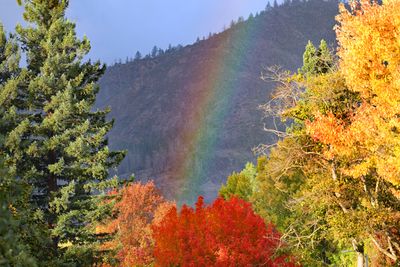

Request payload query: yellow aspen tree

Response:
[305,0,400,262]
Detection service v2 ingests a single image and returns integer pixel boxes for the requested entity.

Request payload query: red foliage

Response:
[152,196,297,266]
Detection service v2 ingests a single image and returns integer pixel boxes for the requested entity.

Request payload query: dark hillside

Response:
[97,0,339,202]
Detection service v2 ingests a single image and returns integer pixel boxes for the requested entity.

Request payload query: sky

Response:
[0,0,270,64]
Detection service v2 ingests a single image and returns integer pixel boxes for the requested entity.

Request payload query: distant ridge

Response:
[97,0,339,202]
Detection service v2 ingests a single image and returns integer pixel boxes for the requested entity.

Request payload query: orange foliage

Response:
[101,181,175,266]
[152,196,297,266]
[305,0,400,186]
[306,112,345,146]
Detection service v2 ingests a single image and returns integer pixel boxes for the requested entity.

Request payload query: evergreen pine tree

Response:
[219,162,257,202]
[151,45,158,57]
[0,24,48,266]
[283,0,291,6]
[0,23,22,150]
[0,24,18,80]
[1,0,125,263]
[300,41,318,75]
[134,51,142,60]
[0,163,37,266]
[266,2,272,11]
[315,39,333,74]
[300,40,333,75]
[248,13,255,21]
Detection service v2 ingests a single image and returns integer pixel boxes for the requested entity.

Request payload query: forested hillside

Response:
[97,0,339,201]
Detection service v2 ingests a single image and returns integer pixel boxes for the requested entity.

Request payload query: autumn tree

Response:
[255,38,363,266]
[152,196,296,266]
[99,181,175,266]
[257,1,400,265]
[304,0,400,263]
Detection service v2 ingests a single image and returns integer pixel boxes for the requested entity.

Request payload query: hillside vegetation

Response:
[97,0,339,201]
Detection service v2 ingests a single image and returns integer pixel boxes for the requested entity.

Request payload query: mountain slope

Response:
[97,0,339,202]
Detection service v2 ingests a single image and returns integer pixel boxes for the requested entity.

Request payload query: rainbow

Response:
[171,18,260,205]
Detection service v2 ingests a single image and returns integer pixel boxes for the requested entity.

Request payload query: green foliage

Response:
[0,23,46,267]
[300,41,318,75]
[0,162,38,267]
[0,1,125,264]
[300,40,333,76]
[252,152,302,232]
[0,178,58,266]
[0,23,22,149]
[0,149,54,265]
[219,162,256,202]
[254,140,359,266]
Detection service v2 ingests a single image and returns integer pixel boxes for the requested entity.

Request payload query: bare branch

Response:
[259,66,304,119]
[331,161,338,181]
[335,196,349,213]
[263,123,288,138]
[370,234,397,261]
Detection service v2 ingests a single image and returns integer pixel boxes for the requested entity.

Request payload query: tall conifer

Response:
[0,23,22,149]
[300,41,318,75]
[300,40,333,75]
[0,23,45,266]
[1,0,125,263]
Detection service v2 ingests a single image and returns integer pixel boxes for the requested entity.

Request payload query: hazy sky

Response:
[0,0,270,64]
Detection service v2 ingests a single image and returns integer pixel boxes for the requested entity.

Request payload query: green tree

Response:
[134,51,142,60]
[1,0,125,264]
[0,22,55,267]
[300,40,333,76]
[219,162,257,202]
[300,41,318,75]
[315,40,333,74]
[0,157,49,267]
[0,23,22,151]
[266,2,272,11]
[0,176,34,266]
[151,45,158,57]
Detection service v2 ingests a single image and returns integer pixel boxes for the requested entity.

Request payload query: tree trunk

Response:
[357,252,364,267]
[352,239,365,267]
